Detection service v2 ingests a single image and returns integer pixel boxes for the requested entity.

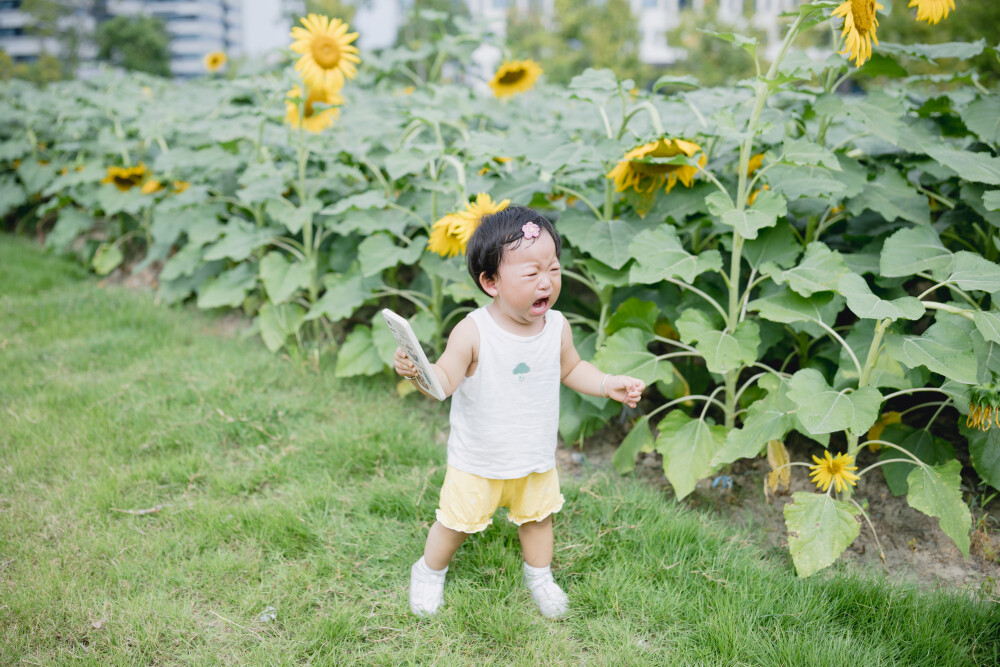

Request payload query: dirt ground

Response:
[556,425,1000,601]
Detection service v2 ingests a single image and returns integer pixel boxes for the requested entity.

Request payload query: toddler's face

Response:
[485,230,561,328]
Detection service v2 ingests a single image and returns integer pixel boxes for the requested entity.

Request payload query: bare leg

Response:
[423,521,469,570]
[517,515,553,568]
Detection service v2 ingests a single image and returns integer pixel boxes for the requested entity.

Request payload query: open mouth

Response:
[530,297,549,314]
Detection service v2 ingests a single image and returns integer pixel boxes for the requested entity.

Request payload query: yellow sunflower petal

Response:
[908,0,955,25]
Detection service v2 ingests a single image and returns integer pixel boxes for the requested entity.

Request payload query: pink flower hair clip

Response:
[521,221,540,239]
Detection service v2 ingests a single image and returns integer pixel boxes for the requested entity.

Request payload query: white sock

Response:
[523,562,551,581]
[417,556,448,576]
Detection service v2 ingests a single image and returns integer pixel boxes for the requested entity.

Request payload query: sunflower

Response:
[455,193,511,245]
[747,184,770,206]
[967,383,1000,432]
[488,59,543,98]
[141,179,164,195]
[809,451,860,493]
[607,138,706,195]
[426,213,468,258]
[204,51,227,72]
[832,0,884,67]
[289,13,361,91]
[908,0,955,24]
[173,180,191,193]
[747,153,765,176]
[285,84,343,133]
[102,164,147,192]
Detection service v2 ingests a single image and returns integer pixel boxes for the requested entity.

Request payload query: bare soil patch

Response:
[557,426,1000,599]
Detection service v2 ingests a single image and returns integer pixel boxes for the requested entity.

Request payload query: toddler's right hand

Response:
[394,347,418,379]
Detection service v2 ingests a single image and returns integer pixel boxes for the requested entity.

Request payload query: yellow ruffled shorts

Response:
[436,465,565,534]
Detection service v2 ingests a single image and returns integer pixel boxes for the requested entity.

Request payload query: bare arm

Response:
[559,320,644,408]
[393,317,478,398]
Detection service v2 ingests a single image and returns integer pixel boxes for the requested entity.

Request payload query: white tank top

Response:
[447,306,564,479]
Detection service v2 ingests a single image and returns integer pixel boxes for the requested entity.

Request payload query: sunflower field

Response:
[3,0,1000,577]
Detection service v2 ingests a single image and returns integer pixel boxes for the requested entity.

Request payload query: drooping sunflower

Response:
[285,84,343,133]
[832,0,884,67]
[102,163,147,192]
[289,13,361,91]
[967,383,1000,432]
[809,451,860,493]
[141,179,164,195]
[908,0,955,24]
[607,138,706,195]
[426,213,468,258]
[204,51,227,73]
[488,60,543,98]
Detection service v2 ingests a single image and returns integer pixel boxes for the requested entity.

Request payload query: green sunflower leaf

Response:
[655,411,727,500]
[885,321,978,385]
[712,378,794,467]
[612,415,655,475]
[984,190,1000,211]
[720,190,788,239]
[878,427,956,497]
[259,252,314,305]
[592,328,674,387]
[202,219,278,262]
[933,251,1000,293]
[304,270,377,323]
[605,298,659,336]
[763,164,847,200]
[742,221,801,270]
[783,492,860,578]
[258,302,306,353]
[196,263,257,310]
[960,421,1000,492]
[629,225,722,283]
[265,197,323,234]
[357,233,425,277]
[45,208,93,252]
[787,369,882,436]
[922,145,1000,185]
[781,138,841,171]
[962,96,1000,146]
[974,311,1000,345]
[879,39,986,64]
[765,242,849,297]
[879,226,952,277]
[92,243,124,276]
[335,326,384,378]
[558,210,648,270]
[846,168,930,225]
[837,272,925,321]
[905,460,971,557]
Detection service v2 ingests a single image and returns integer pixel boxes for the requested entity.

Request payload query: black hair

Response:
[466,205,561,296]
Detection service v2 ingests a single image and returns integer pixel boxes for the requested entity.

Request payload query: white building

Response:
[108,0,244,77]
[0,0,244,78]
[0,0,97,67]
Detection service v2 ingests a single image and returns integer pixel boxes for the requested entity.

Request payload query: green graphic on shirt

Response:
[513,362,530,381]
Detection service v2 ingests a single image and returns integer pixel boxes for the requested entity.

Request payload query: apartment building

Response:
[0,0,244,77]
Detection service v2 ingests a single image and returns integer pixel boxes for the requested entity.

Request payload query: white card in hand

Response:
[381,309,446,401]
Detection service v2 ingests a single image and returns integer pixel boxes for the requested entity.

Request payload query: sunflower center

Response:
[851,0,877,33]
[497,69,526,85]
[311,35,342,69]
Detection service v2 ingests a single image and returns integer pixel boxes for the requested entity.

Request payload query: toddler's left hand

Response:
[606,375,645,408]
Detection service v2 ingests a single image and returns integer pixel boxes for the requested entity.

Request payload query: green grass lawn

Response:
[1,236,998,666]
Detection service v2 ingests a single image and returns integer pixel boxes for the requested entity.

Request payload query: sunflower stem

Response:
[551,184,603,221]
[603,179,614,221]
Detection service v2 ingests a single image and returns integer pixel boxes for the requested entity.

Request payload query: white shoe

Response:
[409,557,447,617]
[523,564,569,619]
